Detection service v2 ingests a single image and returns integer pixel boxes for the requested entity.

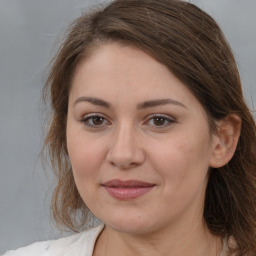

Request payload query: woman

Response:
[4,0,256,255]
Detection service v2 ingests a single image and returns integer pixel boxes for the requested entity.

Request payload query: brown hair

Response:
[44,0,256,255]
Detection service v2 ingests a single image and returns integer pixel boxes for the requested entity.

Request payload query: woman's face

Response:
[67,43,217,235]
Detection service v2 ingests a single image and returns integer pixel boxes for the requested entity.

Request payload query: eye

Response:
[80,114,110,128]
[145,114,175,128]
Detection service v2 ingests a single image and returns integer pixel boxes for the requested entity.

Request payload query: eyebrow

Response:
[73,97,111,108]
[137,99,187,109]
[73,97,187,109]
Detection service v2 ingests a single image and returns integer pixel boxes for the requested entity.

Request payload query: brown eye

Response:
[80,114,110,128]
[153,117,167,126]
[92,116,105,125]
[146,114,175,128]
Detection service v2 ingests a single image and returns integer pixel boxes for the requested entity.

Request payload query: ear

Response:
[209,114,241,168]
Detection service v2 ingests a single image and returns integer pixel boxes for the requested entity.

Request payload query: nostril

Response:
[108,160,138,169]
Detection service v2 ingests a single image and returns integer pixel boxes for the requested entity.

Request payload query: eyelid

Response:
[79,112,176,129]
[80,113,111,128]
[144,113,176,128]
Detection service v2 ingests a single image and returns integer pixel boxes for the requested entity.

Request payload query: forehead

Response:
[70,42,202,111]
[73,42,167,83]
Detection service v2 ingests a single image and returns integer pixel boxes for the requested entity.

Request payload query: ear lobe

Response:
[209,114,241,168]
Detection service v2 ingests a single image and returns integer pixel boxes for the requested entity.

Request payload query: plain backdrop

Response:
[0,0,255,254]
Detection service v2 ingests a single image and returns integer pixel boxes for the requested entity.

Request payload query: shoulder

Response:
[3,240,51,256]
[3,225,104,256]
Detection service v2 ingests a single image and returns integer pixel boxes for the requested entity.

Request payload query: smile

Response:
[102,179,155,200]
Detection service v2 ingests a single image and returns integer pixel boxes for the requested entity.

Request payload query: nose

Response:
[106,124,145,169]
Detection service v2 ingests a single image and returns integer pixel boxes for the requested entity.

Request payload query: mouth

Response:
[102,179,156,200]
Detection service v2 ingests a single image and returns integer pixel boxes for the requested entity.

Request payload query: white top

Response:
[3,225,104,256]
[3,225,229,256]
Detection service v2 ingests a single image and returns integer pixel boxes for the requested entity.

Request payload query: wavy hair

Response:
[44,1,256,255]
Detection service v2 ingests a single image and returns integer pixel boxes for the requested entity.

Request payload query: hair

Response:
[43,0,256,255]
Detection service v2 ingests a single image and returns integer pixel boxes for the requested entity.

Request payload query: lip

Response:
[102,179,155,200]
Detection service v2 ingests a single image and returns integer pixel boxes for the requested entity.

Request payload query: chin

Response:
[101,213,159,235]
[110,222,151,235]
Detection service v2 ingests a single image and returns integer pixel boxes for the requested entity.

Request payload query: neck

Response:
[94,219,222,256]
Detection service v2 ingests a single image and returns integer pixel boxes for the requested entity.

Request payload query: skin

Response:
[66,42,238,256]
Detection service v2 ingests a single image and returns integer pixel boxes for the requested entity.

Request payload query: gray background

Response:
[0,0,255,254]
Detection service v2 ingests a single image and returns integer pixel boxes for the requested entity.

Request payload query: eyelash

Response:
[80,114,110,128]
[79,113,175,129]
[144,114,176,128]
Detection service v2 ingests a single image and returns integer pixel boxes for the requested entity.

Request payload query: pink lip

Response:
[102,179,155,200]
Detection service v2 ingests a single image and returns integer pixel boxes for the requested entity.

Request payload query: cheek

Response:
[148,131,211,188]
[66,128,106,180]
